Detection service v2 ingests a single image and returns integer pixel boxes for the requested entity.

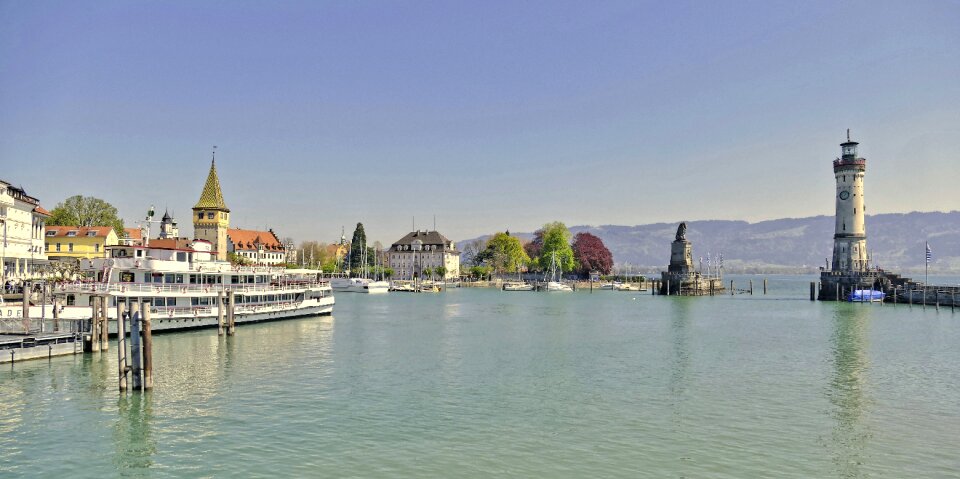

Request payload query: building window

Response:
[46,231,56,237]
[68,243,74,252]
[44,244,49,252]
[56,243,61,252]
[207,212,214,219]
[198,212,204,220]
[66,231,78,237]
[95,244,100,252]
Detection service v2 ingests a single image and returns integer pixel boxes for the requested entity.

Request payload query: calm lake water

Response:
[2,275,959,478]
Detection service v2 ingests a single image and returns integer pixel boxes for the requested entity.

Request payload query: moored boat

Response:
[503,282,534,291]
[330,277,390,294]
[52,239,334,333]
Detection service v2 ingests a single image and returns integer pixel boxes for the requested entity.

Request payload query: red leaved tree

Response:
[572,232,613,277]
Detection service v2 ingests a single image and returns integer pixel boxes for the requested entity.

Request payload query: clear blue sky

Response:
[2,0,958,245]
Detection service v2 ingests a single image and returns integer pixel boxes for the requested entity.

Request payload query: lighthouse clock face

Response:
[839,190,850,200]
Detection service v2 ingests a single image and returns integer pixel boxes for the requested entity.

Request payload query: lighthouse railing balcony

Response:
[833,158,866,168]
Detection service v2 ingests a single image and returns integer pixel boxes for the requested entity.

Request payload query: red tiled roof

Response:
[123,228,143,240]
[146,238,194,250]
[34,206,51,216]
[45,226,115,238]
[228,228,283,251]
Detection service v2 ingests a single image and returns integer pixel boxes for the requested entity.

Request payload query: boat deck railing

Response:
[54,281,330,295]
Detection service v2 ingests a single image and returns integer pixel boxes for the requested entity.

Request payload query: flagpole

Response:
[925,242,929,286]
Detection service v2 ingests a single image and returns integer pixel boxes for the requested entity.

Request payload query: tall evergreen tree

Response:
[348,223,367,276]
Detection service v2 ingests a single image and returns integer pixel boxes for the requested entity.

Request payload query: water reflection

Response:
[668,298,692,415]
[827,305,872,478]
[114,393,156,471]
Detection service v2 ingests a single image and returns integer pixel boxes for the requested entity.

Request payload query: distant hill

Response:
[459,211,960,274]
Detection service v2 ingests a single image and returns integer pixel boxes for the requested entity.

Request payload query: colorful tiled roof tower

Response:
[193,152,231,261]
[194,159,230,212]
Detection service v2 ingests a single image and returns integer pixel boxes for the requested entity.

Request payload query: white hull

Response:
[503,283,534,291]
[330,278,390,294]
[545,281,573,292]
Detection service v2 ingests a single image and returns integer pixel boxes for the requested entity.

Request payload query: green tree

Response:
[538,221,575,273]
[227,252,252,266]
[348,223,367,276]
[482,232,530,276]
[422,267,433,281]
[47,195,125,234]
[434,265,447,280]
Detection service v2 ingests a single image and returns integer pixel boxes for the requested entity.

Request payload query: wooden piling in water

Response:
[117,301,128,392]
[130,301,143,391]
[143,307,153,391]
[749,280,754,295]
[53,298,60,331]
[217,291,225,336]
[227,290,236,336]
[836,283,840,302]
[730,280,734,295]
[90,296,101,352]
[21,281,31,334]
[763,279,767,295]
[810,282,815,301]
[99,295,109,351]
[40,284,46,333]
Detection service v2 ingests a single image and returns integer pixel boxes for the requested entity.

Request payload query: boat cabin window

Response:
[136,250,144,258]
[66,294,75,306]
[164,273,184,284]
[119,272,135,283]
[191,297,212,306]
[176,252,187,262]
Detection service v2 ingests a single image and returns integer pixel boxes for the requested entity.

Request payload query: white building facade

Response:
[388,230,460,280]
[0,180,49,282]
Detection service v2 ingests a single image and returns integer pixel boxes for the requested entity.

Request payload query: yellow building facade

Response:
[45,226,118,260]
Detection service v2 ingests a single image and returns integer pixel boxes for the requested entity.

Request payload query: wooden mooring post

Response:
[763,278,767,295]
[117,301,128,391]
[21,281,30,334]
[810,282,816,301]
[749,280,754,295]
[99,295,109,351]
[227,290,236,336]
[143,307,153,390]
[730,280,734,296]
[130,301,143,391]
[90,296,101,352]
[836,283,840,302]
[217,291,225,336]
[40,283,46,333]
[53,298,60,332]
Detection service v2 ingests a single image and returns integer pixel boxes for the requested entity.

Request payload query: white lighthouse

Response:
[831,130,868,272]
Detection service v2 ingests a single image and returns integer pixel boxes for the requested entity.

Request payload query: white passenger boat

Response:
[52,239,334,333]
[330,277,390,294]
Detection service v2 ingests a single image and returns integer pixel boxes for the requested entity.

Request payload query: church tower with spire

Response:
[193,153,230,260]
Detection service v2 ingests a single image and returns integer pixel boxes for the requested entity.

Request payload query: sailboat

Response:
[544,251,573,292]
[330,245,389,294]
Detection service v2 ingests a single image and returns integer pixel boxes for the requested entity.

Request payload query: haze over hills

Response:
[459,211,960,274]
